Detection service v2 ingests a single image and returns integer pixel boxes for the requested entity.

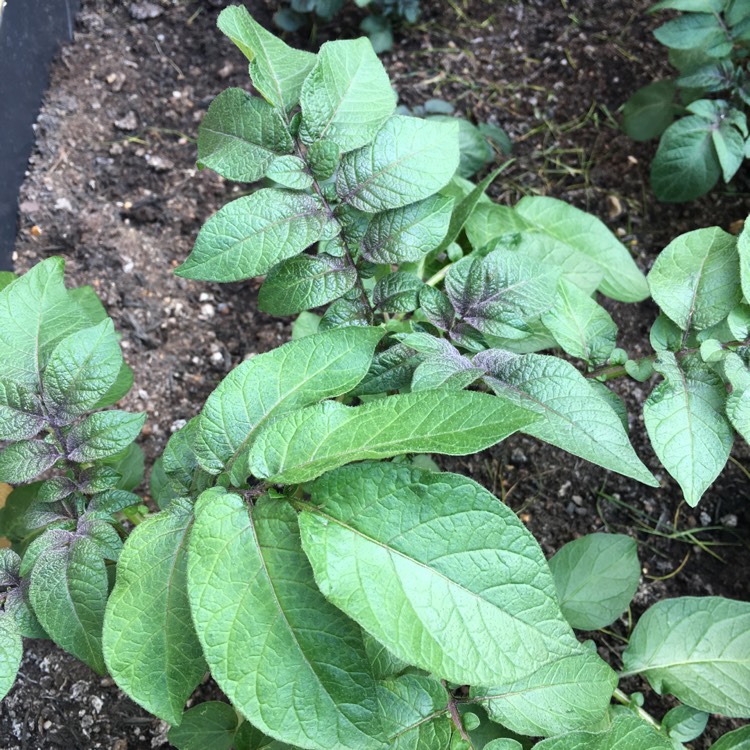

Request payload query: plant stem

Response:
[612,687,661,730]
[442,681,473,744]
[425,263,452,287]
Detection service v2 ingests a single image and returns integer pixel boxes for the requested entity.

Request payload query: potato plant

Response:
[623,0,750,201]
[0,6,748,749]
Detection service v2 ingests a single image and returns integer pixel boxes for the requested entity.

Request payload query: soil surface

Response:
[2,0,749,747]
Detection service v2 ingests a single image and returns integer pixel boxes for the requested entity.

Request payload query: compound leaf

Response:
[337,116,460,213]
[622,596,750,717]
[103,503,206,726]
[643,352,733,505]
[299,38,396,152]
[299,463,615,736]
[248,390,538,484]
[177,189,326,282]
[198,88,294,182]
[188,490,386,750]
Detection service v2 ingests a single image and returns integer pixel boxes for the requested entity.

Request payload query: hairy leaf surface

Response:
[0,614,21,702]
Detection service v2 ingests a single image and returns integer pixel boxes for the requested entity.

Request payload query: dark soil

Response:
[2,0,749,747]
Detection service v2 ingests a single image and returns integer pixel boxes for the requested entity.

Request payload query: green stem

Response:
[425,263,452,287]
[612,687,661,730]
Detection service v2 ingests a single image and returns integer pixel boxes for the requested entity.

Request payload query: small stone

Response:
[606,194,623,219]
[510,447,527,463]
[200,303,215,319]
[721,513,738,528]
[170,419,187,433]
[217,62,234,79]
[55,197,73,212]
[114,111,138,131]
[210,351,224,365]
[129,1,163,20]
[113,741,128,750]
[19,199,40,214]
[109,143,124,156]
[217,302,230,315]
[199,292,212,302]
[699,511,711,526]
[90,696,104,713]
[43,720,52,730]
[147,154,173,172]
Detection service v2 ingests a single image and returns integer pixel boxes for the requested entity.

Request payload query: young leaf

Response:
[103,503,206,726]
[266,155,314,190]
[258,253,356,316]
[336,115,460,212]
[42,319,124,422]
[248,389,538,484]
[0,258,88,388]
[359,195,453,263]
[513,196,649,302]
[372,272,424,313]
[464,203,530,251]
[194,327,383,480]
[0,382,45,441]
[377,674,453,748]
[533,710,673,749]
[651,113,722,202]
[541,280,617,366]
[299,38,396,152]
[308,138,341,181]
[299,463,616,735]
[653,12,729,51]
[188,490,386,750]
[29,535,109,673]
[662,705,709,744]
[66,411,146,462]
[548,533,640,631]
[319,297,371,330]
[352,341,422,395]
[445,250,560,340]
[476,351,658,486]
[0,439,60,484]
[0,613,22,701]
[168,702,240,750]
[198,88,294,182]
[643,352,733,505]
[217,5,316,113]
[176,189,327,282]
[648,226,740,332]
[622,80,677,142]
[709,726,750,750]
[622,596,750,717]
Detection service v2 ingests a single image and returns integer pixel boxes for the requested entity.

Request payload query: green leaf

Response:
[197,88,293,182]
[534,711,673,750]
[319,297,371,330]
[291,310,322,339]
[248,389,538,484]
[176,189,326,282]
[464,203,529,251]
[217,5,316,113]
[654,12,729,50]
[362,630,410,679]
[308,139,341,181]
[103,503,206,726]
[622,80,677,141]
[42,319,124,422]
[737,217,750,302]
[662,705,709,743]
[66,410,146,462]
[0,613,22,701]
[266,155,314,190]
[477,351,658,486]
[299,38,396,152]
[168,702,241,750]
[643,352,733,505]
[30,535,108,673]
[710,726,750,749]
[548,533,640,631]
[337,116,460,213]
[258,253,356,316]
[188,490,385,750]
[299,463,616,736]
[373,272,424,313]
[377,674,453,748]
[195,327,383,481]
[513,196,649,303]
[0,271,16,293]
[622,596,750,717]
[360,195,453,263]
[352,341,421,396]
[0,382,45,441]
[542,280,617,366]
[92,360,134,410]
[429,115,492,178]
[651,115,721,202]
[0,258,87,388]
[445,250,560,340]
[0,439,60,483]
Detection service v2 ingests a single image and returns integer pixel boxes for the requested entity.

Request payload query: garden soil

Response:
[2,0,749,747]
